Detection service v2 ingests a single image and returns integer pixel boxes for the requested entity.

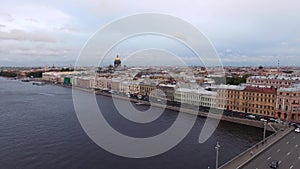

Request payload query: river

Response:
[0,77,266,169]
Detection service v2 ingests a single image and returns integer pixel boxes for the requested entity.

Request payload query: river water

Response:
[0,77,265,169]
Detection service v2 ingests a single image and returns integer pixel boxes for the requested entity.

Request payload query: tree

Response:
[0,71,17,77]
[27,71,43,78]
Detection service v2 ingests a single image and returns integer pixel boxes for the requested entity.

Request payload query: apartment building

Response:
[247,75,300,88]
[217,85,277,117]
[276,84,300,122]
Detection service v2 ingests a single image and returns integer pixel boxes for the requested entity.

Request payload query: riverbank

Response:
[70,85,282,132]
[8,75,281,132]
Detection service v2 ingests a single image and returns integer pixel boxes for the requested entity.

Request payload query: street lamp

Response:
[263,121,267,144]
[215,142,221,169]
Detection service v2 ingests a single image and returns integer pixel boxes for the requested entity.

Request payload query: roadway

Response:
[242,130,300,169]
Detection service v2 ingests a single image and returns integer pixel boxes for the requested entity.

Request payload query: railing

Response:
[219,126,290,169]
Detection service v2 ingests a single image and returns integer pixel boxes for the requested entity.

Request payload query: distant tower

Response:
[114,55,121,68]
[277,59,280,71]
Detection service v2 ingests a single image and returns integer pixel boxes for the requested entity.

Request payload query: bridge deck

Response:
[220,127,293,169]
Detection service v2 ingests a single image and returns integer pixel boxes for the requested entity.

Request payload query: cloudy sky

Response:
[0,0,299,67]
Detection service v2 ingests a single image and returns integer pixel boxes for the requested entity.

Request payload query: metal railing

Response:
[219,126,291,169]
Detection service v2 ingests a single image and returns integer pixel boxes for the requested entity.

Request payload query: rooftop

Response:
[248,75,300,81]
[279,84,300,92]
[176,88,217,96]
[243,86,277,94]
[217,84,246,90]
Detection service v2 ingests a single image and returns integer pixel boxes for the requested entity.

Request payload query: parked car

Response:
[269,160,279,168]
[295,128,300,133]
[290,122,300,128]
[269,118,276,122]
[260,118,268,122]
[275,119,283,124]
[246,114,256,119]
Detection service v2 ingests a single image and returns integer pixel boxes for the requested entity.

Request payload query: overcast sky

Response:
[0,0,299,67]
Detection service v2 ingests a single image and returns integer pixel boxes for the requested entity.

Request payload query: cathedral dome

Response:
[114,55,121,67]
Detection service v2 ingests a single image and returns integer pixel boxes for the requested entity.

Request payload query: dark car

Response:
[290,122,297,127]
[269,160,279,168]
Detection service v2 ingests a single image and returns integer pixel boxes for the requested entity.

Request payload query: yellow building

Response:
[217,85,277,117]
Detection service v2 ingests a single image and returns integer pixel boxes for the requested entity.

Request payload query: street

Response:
[242,131,300,169]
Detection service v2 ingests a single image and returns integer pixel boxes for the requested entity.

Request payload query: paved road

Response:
[242,130,300,169]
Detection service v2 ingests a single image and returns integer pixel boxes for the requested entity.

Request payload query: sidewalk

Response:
[220,127,293,169]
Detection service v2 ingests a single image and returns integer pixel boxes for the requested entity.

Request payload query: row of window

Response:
[248,80,293,85]
[226,102,274,109]
[226,91,275,97]
[278,105,299,112]
[279,92,299,96]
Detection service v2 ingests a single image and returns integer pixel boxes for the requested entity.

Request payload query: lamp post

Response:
[263,121,267,143]
[215,142,221,169]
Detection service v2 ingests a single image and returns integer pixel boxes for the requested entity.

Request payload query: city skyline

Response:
[0,0,300,67]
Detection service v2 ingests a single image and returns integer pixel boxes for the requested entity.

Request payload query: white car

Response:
[275,119,284,124]
[295,128,300,133]
[246,115,256,119]
[260,118,268,122]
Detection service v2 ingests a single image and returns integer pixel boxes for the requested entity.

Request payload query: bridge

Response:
[220,126,296,169]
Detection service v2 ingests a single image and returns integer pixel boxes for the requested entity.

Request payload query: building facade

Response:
[139,81,158,99]
[174,88,217,108]
[276,84,300,122]
[217,85,277,117]
[247,75,300,88]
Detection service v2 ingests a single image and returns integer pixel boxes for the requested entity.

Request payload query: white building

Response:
[72,76,94,89]
[247,75,300,88]
[174,88,217,108]
[119,80,131,95]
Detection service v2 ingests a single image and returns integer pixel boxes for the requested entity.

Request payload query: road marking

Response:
[277,149,281,152]
[287,152,291,156]
[296,145,299,148]
[279,161,282,164]
[298,156,300,160]
[267,156,271,160]
[287,141,290,144]
[290,165,293,169]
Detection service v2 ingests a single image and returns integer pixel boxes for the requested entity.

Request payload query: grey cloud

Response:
[25,18,39,23]
[12,47,72,57]
[219,54,300,67]
[0,40,73,56]
[0,29,58,42]
[59,25,80,33]
[0,13,14,22]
